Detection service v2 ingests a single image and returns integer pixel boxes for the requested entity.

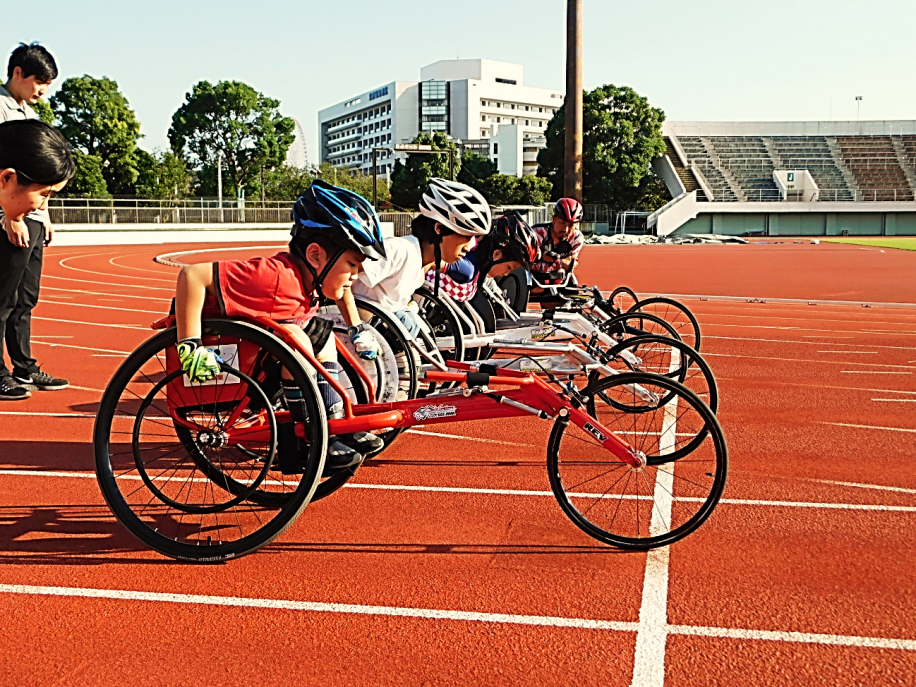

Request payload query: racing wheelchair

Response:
[94,312,727,563]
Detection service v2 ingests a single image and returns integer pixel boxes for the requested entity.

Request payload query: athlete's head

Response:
[6,43,57,104]
[0,120,73,221]
[290,180,385,301]
[415,178,492,264]
[551,197,583,243]
[479,211,541,278]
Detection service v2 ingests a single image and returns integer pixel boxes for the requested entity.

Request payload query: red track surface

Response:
[1,241,914,685]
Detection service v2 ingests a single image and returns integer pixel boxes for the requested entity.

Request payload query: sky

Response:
[12,0,916,161]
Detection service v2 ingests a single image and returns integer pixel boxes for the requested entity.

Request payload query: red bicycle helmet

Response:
[493,211,540,267]
[554,197,583,223]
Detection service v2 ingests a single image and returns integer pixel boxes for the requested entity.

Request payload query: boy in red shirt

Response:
[174,180,386,472]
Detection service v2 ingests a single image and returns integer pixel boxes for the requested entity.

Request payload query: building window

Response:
[538,121,543,127]
[495,77,517,85]
[510,104,515,109]
[525,105,530,111]
[493,143,499,154]
[496,117,501,123]
[511,119,515,124]
[539,107,543,112]
[481,130,488,137]
[525,119,530,126]
[481,115,487,122]
[495,102,501,108]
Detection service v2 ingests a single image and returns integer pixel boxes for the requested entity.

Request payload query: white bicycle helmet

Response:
[419,178,492,236]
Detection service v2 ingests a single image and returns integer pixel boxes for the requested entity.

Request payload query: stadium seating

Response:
[666,133,915,202]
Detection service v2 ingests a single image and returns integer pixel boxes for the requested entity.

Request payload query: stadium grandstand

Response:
[649,120,916,237]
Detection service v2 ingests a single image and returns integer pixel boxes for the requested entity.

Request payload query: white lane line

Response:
[668,625,916,651]
[809,479,916,495]
[0,583,636,632]
[32,340,132,355]
[872,398,916,403]
[707,323,916,337]
[40,300,162,315]
[69,385,105,393]
[701,352,916,370]
[1,584,912,652]
[43,285,171,303]
[59,253,172,283]
[2,470,915,513]
[405,429,537,447]
[841,371,911,375]
[728,380,916,395]
[108,255,176,281]
[0,412,97,418]
[631,349,679,687]
[33,316,147,331]
[820,421,916,433]
[43,274,174,293]
[818,351,876,354]
[155,245,283,267]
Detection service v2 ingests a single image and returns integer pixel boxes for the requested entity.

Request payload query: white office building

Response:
[317,59,563,178]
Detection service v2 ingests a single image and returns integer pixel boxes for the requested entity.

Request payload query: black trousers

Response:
[0,217,44,377]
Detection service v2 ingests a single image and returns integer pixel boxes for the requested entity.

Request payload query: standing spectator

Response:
[0,43,68,400]
[0,119,74,400]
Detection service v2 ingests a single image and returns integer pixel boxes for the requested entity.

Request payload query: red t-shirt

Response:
[204,252,317,325]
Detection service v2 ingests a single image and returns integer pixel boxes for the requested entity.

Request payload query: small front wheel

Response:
[547,372,727,550]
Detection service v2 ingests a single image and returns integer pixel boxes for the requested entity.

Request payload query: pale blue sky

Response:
[12,0,916,159]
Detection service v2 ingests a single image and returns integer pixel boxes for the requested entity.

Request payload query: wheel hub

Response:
[196,429,229,449]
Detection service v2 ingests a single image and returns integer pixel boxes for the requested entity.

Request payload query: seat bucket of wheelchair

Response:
[164,337,257,412]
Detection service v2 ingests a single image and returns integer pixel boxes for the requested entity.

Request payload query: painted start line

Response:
[0,242,914,686]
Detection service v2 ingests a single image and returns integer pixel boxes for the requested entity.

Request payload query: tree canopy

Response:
[65,149,110,198]
[537,84,666,210]
[50,75,142,194]
[169,80,295,198]
[135,149,192,201]
[389,131,461,210]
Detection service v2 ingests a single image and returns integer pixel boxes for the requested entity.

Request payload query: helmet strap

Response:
[433,241,442,298]
[296,241,348,307]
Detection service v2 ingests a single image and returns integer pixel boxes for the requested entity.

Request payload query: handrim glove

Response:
[347,324,382,360]
[177,338,221,383]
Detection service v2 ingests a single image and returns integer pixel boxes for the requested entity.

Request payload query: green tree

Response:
[65,149,110,198]
[480,174,519,205]
[31,99,54,124]
[135,149,192,201]
[169,80,295,198]
[537,84,665,210]
[516,175,553,206]
[50,75,142,194]
[389,131,461,209]
[458,150,496,189]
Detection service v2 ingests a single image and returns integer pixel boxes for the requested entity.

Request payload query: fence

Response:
[47,198,293,225]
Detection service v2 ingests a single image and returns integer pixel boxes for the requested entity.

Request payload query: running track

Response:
[1,240,914,685]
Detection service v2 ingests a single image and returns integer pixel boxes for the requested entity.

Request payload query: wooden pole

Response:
[564,0,583,201]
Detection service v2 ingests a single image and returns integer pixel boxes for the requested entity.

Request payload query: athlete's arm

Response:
[175,262,215,341]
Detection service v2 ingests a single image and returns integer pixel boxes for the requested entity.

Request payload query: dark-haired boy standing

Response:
[0,42,67,400]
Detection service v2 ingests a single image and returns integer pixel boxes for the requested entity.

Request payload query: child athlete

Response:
[173,180,385,472]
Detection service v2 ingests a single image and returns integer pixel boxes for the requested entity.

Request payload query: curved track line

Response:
[43,285,171,303]
[108,254,177,279]
[154,244,285,267]
[43,274,174,292]
[57,252,174,284]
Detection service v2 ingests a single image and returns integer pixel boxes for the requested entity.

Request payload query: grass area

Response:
[820,237,916,251]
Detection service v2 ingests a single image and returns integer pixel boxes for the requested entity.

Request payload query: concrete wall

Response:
[674,211,916,236]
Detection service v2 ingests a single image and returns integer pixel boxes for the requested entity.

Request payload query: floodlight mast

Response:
[564,0,583,202]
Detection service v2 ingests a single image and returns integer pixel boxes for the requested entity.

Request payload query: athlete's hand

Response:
[2,216,30,248]
[177,338,221,383]
[44,221,54,246]
[350,328,382,361]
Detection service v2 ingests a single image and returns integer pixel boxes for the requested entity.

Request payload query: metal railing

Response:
[711,188,913,202]
[48,198,293,225]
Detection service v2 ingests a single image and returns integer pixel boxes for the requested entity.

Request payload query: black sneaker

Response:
[0,376,31,401]
[322,438,363,477]
[14,370,69,391]
[338,431,384,456]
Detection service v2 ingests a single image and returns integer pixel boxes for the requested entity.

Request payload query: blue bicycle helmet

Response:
[292,179,386,261]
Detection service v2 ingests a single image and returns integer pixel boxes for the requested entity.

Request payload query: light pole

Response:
[217,150,224,223]
[855,95,862,122]
[564,0,583,202]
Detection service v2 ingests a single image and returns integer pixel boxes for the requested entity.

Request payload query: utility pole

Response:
[564,0,583,201]
[217,150,224,223]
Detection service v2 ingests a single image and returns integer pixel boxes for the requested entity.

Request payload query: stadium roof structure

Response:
[649,120,916,237]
